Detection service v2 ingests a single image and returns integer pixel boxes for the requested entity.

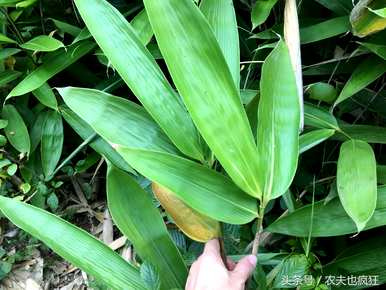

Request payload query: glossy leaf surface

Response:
[200,0,240,88]
[58,87,178,155]
[257,40,300,202]
[117,147,258,224]
[144,0,261,198]
[73,0,203,161]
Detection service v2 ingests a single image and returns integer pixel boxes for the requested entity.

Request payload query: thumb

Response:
[231,255,257,283]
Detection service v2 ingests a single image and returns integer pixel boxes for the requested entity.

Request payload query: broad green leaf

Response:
[0,70,21,87]
[307,82,337,104]
[257,40,300,203]
[304,103,339,130]
[351,0,386,37]
[0,196,147,290]
[152,182,221,242]
[299,129,335,154]
[315,0,351,15]
[41,110,63,179]
[58,87,178,155]
[267,186,386,237]
[300,16,350,44]
[30,110,49,152]
[2,105,30,154]
[32,83,58,110]
[73,0,203,161]
[0,48,20,60]
[337,124,386,144]
[0,0,20,7]
[200,0,240,88]
[20,35,65,52]
[359,42,386,60]
[337,140,377,232]
[60,106,134,174]
[131,9,153,46]
[107,165,187,289]
[0,33,17,43]
[116,147,258,224]
[334,56,386,106]
[144,0,261,198]
[48,18,81,37]
[325,237,386,285]
[15,0,37,8]
[369,7,386,18]
[251,0,279,29]
[7,41,95,99]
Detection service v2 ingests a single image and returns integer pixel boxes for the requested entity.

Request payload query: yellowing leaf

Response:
[152,183,221,242]
[350,0,386,37]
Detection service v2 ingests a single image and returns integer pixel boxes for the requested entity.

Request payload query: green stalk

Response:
[252,203,266,257]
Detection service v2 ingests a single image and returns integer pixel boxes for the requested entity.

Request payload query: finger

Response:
[203,239,220,256]
[231,255,257,283]
[227,257,236,271]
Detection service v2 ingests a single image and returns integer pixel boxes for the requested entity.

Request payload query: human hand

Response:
[185,239,257,290]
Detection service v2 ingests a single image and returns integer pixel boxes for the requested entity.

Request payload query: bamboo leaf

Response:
[304,103,339,130]
[7,41,95,99]
[307,82,338,104]
[300,16,350,44]
[152,182,221,242]
[351,0,386,37]
[359,42,386,60]
[257,40,300,203]
[369,7,386,18]
[200,0,240,88]
[116,147,258,224]
[334,56,386,107]
[337,124,386,144]
[325,237,386,285]
[299,129,335,154]
[107,165,187,289]
[2,104,30,154]
[73,0,203,161]
[0,32,17,43]
[32,83,58,110]
[20,35,65,52]
[267,186,386,237]
[41,110,63,179]
[58,87,178,155]
[251,0,279,29]
[0,196,147,290]
[30,110,49,153]
[60,106,134,174]
[130,9,153,46]
[0,70,21,87]
[144,0,261,198]
[337,140,377,232]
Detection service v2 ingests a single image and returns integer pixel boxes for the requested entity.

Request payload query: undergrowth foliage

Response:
[0,0,385,289]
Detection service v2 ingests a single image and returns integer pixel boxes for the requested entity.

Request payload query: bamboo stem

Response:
[251,205,265,257]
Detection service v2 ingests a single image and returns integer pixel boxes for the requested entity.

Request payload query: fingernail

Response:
[247,255,257,267]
